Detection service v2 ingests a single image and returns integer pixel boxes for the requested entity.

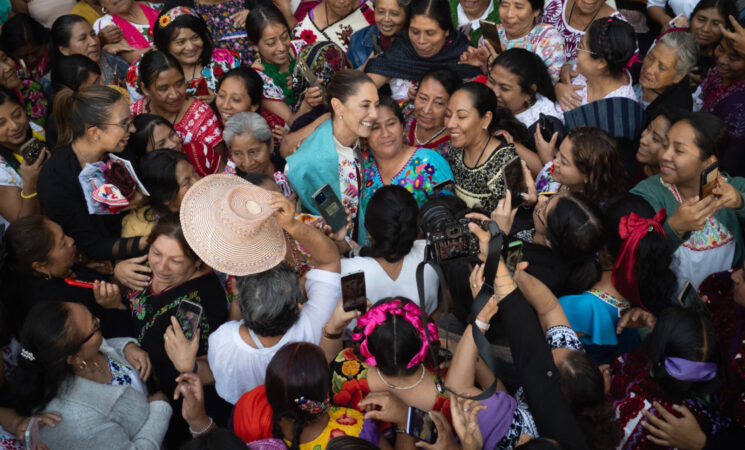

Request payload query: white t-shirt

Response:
[208,269,341,404]
[646,0,699,19]
[341,240,439,316]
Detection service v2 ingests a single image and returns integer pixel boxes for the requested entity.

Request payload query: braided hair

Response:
[586,17,636,77]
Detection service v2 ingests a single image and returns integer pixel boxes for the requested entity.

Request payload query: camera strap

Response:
[416,223,503,401]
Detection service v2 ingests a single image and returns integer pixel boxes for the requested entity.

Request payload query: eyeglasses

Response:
[80,318,101,346]
[98,119,133,131]
[576,41,598,56]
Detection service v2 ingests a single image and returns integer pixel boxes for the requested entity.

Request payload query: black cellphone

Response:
[312,184,348,232]
[699,162,719,199]
[175,299,203,341]
[405,406,438,443]
[479,20,501,54]
[19,136,45,164]
[503,156,527,209]
[431,179,455,198]
[538,113,555,143]
[341,271,367,314]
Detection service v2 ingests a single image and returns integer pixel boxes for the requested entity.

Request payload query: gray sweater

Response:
[40,338,172,450]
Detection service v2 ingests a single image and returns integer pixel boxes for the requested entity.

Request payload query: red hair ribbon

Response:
[612,209,667,307]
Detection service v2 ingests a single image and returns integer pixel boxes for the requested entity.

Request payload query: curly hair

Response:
[566,126,630,206]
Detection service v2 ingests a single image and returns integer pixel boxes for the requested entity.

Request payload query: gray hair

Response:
[656,31,699,77]
[222,112,272,150]
[235,262,303,336]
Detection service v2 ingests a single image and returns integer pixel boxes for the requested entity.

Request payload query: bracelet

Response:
[20,190,37,199]
[323,324,343,340]
[189,416,213,436]
[475,319,490,331]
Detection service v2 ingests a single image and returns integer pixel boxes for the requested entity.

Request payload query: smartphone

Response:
[296,57,318,86]
[677,281,700,308]
[503,156,527,209]
[699,162,719,199]
[431,179,455,198]
[669,12,688,28]
[24,417,40,450]
[504,240,524,274]
[19,136,45,164]
[190,77,210,97]
[175,299,203,341]
[341,271,367,314]
[312,184,348,232]
[479,20,501,54]
[64,278,95,289]
[405,406,438,444]
[538,113,555,143]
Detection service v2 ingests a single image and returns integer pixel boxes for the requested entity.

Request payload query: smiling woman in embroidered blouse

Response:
[93,0,159,63]
[631,112,745,292]
[131,50,227,161]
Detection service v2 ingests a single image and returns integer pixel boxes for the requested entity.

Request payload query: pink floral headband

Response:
[352,299,438,369]
[158,7,199,29]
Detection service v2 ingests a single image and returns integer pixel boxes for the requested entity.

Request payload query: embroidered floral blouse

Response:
[131,98,223,151]
[256,40,307,106]
[194,0,256,64]
[478,24,566,82]
[126,48,240,103]
[293,0,375,52]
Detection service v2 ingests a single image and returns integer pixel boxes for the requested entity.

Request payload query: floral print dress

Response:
[20,79,47,126]
[477,24,565,82]
[194,0,256,64]
[293,0,375,52]
[126,48,240,103]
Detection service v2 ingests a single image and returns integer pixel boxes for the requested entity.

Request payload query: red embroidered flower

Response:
[126,68,138,86]
[472,75,489,85]
[342,348,357,360]
[335,379,364,409]
[339,25,354,47]
[333,390,352,406]
[329,429,347,440]
[335,413,358,426]
[300,30,317,44]
[213,66,224,77]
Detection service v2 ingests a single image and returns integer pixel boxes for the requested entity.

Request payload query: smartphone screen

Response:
[503,156,527,209]
[406,406,438,444]
[504,240,524,274]
[176,300,203,341]
[699,162,719,199]
[539,113,555,142]
[312,184,348,232]
[20,137,44,164]
[341,271,367,314]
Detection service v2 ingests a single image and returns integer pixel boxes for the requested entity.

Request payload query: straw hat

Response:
[180,174,286,276]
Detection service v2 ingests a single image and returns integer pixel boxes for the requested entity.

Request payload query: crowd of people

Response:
[0,0,744,448]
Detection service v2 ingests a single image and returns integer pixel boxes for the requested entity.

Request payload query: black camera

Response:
[420,198,483,263]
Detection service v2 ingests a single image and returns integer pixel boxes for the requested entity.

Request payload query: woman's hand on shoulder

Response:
[230,9,250,28]
[641,402,706,450]
[98,25,123,46]
[448,396,485,450]
[114,255,151,291]
[358,391,409,426]
[555,82,583,111]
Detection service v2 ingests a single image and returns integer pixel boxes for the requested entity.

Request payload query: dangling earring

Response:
[43,272,51,280]
[78,359,88,370]
[101,6,108,14]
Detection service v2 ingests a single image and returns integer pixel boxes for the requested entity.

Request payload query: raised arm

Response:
[267,192,341,273]
[513,263,571,332]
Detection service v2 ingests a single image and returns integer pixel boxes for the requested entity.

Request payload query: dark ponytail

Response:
[601,194,677,315]
[587,17,636,77]
[557,350,623,448]
[8,302,78,416]
[546,193,603,292]
[53,85,125,146]
[360,185,419,262]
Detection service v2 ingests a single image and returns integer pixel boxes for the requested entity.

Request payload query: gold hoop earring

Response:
[101,6,108,14]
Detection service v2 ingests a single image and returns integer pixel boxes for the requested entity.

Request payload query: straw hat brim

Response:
[180,174,287,276]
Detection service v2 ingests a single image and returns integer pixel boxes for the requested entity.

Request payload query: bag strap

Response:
[416,222,503,401]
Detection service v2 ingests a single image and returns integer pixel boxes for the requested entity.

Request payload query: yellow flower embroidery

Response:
[341,360,360,377]
[158,15,171,28]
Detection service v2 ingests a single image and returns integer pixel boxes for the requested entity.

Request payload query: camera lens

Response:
[316,192,326,203]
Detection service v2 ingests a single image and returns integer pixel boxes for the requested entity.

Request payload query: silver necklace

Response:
[414,122,447,146]
[377,365,426,390]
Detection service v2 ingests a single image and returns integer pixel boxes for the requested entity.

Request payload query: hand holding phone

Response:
[312,184,348,232]
[341,271,367,314]
[538,113,555,143]
[479,20,501,56]
[64,278,96,289]
[502,156,528,209]
[20,137,46,165]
